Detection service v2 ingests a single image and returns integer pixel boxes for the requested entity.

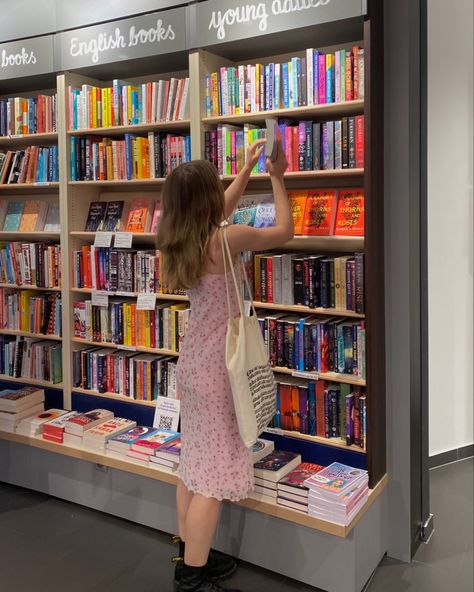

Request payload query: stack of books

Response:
[0,386,45,432]
[276,463,325,513]
[42,410,79,443]
[107,425,158,459]
[16,408,67,437]
[82,417,137,453]
[251,438,275,462]
[251,450,301,503]
[305,462,369,525]
[126,428,178,466]
[149,435,181,471]
[63,409,114,446]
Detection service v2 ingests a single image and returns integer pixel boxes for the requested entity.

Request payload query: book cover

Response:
[19,201,47,232]
[44,203,60,231]
[83,417,137,440]
[156,435,182,459]
[85,201,107,232]
[333,189,365,236]
[302,190,337,235]
[304,462,368,495]
[126,197,152,232]
[254,450,301,483]
[288,192,307,235]
[254,202,275,228]
[108,425,157,446]
[150,201,162,233]
[251,438,275,463]
[132,429,178,453]
[3,201,24,231]
[65,408,114,434]
[101,200,126,232]
[279,462,326,490]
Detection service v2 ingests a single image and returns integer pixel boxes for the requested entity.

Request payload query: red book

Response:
[266,257,273,303]
[352,46,360,99]
[334,188,365,236]
[284,126,293,171]
[318,53,326,104]
[355,115,364,168]
[279,383,293,430]
[302,190,337,235]
[291,126,299,171]
[291,385,300,432]
[315,381,326,438]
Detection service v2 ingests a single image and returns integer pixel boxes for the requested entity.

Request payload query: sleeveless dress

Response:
[176,268,254,502]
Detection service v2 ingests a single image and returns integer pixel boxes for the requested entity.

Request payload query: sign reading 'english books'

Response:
[0,36,54,80]
[188,0,364,47]
[54,7,186,70]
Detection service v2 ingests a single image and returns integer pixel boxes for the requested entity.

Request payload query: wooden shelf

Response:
[0,428,388,538]
[253,301,364,319]
[202,100,364,124]
[71,287,188,301]
[72,387,156,407]
[264,428,365,452]
[0,230,60,240]
[0,283,61,291]
[272,366,366,386]
[221,169,364,181]
[283,235,364,251]
[69,178,166,187]
[0,182,59,191]
[68,120,190,136]
[0,375,62,388]
[0,132,58,146]
[0,329,62,341]
[71,337,178,357]
[69,231,158,245]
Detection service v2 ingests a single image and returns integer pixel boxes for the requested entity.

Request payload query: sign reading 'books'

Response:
[0,36,54,80]
[188,0,363,47]
[55,7,186,70]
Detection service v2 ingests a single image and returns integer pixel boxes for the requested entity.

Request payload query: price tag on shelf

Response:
[116,291,135,297]
[137,293,157,310]
[94,232,113,247]
[117,344,136,352]
[114,232,133,248]
[244,300,252,316]
[34,182,50,186]
[91,291,109,307]
[153,396,180,432]
[291,370,319,380]
[265,427,284,435]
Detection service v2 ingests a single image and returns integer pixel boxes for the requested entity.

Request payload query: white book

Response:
[178,78,190,120]
[43,203,60,231]
[335,50,341,103]
[248,490,277,504]
[251,438,275,463]
[254,484,277,498]
[156,80,166,121]
[277,497,308,513]
[166,78,178,121]
[238,65,245,114]
[0,402,45,427]
[63,432,83,446]
[306,48,313,105]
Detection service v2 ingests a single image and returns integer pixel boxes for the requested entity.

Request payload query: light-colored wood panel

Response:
[0,231,60,240]
[0,182,59,191]
[68,120,190,136]
[253,301,364,318]
[273,367,366,386]
[0,329,62,341]
[72,388,156,407]
[68,179,166,187]
[0,284,61,292]
[0,132,58,147]
[283,235,365,251]
[221,169,364,181]
[264,428,365,452]
[71,337,178,357]
[0,375,63,389]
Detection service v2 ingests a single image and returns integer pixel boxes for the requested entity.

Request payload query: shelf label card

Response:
[114,232,133,248]
[91,291,109,307]
[153,396,180,432]
[265,427,284,435]
[116,291,135,297]
[117,344,136,352]
[291,370,319,380]
[94,231,113,247]
[137,293,157,310]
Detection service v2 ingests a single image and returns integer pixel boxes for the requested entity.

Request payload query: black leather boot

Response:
[172,536,237,583]
[176,563,242,592]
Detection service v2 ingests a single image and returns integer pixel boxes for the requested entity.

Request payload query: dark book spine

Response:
[204,131,211,162]
[260,256,267,303]
[292,258,305,305]
[327,322,336,372]
[304,121,312,170]
[308,382,316,435]
[301,57,307,106]
[298,122,306,171]
[320,260,329,308]
[324,389,331,438]
[348,116,356,168]
[276,320,285,367]
[353,392,361,446]
[312,122,321,170]
[330,390,340,437]
[304,323,312,370]
[303,258,310,307]
[355,252,365,313]
[343,325,354,374]
[342,116,349,168]
[299,386,309,434]
[329,258,335,308]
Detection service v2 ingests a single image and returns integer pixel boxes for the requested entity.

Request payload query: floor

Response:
[0,458,472,592]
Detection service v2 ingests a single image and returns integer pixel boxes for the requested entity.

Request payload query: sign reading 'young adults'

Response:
[55,7,186,70]
[188,0,363,47]
[0,35,54,80]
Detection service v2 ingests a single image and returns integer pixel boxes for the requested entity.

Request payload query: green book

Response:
[3,201,24,231]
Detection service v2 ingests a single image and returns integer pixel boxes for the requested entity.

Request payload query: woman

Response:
[157,137,293,592]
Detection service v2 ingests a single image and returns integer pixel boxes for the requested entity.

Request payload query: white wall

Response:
[428,0,473,456]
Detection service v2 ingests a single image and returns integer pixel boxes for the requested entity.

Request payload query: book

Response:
[251,438,275,463]
[253,450,302,482]
[154,435,182,462]
[288,192,307,235]
[0,386,45,412]
[125,197,152,233]
[278,463,326,497]
[42,411,80,442]
[131,429,178,455]
[16,408,68,436]
[64,408,114,435]
[302,190,337,235]
[18,201,48,232]
[334,189,365,236]
[304,462,368,497]
[3,201,24,231]
[85,201,107,232]
[100,200,127,232]
[107,425,159,452]
[82,417,137,451]
[0,402,45,431]
[150,201,162,233]
[43,203,60,231]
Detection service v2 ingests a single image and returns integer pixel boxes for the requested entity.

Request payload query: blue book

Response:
[313,50,319,104]
[124,134,133,180]
[70,138,77,181]
[326,56,334,104]
[282,62,289,108]
[307,382,316,436]
[29,99,35,134]
[274,383,281,428]
[264,64,270,110]
[291,57,299,108]
[298,318,305,370]
[274,64,281,110]
[185,135,191,161]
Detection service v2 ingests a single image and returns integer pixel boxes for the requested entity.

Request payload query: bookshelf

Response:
[0,7,386,537]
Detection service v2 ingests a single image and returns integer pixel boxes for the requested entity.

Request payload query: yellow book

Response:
[146,361,151,401]
[288,60,293,108]
[136,137,143,179]
[91,87,98,128]
[101,88,107,129]
[123,303,131,345]
[171,303,188,352]
[20,290,37,332]
[144,311,151,347]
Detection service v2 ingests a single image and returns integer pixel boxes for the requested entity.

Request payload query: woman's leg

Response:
[176,478,194,541]
[184,493,222,567]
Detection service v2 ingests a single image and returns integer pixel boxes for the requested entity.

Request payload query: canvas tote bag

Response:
[221,225,277,447]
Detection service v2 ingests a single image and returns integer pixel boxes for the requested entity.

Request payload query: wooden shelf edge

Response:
[68,179,166,186]
[0,132,58,144]
[71,337,179,357]
[202,100,364,124]
[72,388,156,407]
[68,120,190,136]
[0,375,63,388]
[0,429,387,538]
[272,367,366,386]
[264,428,366,452]
[0,183,59,190]
[0,284,61,291]
[221,169,364,181]
[0,329,62,341]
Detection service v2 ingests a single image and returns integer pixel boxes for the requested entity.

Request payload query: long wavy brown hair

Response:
[156,160,225,290]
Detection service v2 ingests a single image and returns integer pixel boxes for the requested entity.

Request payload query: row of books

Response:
[0,242,61,288]
[0,146,59,184]
[83,197,160,233]
[204,46,364,117]
[0,95,57,137]
[68,78,190,130]
[233,189,364,237]
[0,200,60,233]
[244,251,364,312]
[270,379,366,447]
[73,246,163,293]
[70,132,191,181]
[73,299,189,352]
[0,289,61,336]
[73,349,178,400]
[257,312,365,378]
[0,336,62,384]
[205,116,364,176]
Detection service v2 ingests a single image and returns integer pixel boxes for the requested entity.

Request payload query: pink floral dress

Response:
[176,269,254,501]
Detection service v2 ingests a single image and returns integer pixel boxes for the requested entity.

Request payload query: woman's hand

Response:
[266,137,288,179]
[244,138,266,171]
